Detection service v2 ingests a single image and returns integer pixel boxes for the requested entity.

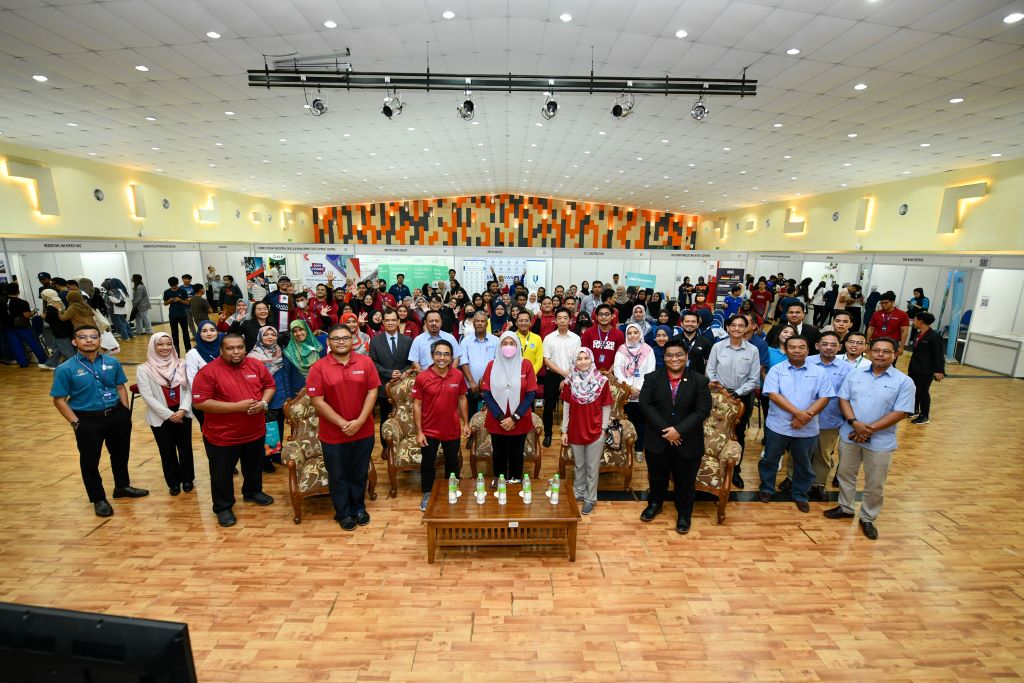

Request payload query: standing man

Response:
[823,310,853,338]
[541,307,581,447]
[368,309,414,436]
[638,339,712,534]
[581,304,624,376]
[907,312,945,425]
[580,280,604,317]
[826,338,915,539]
[413,339,471,511]
[723,284,744,317]
[189,283,213,332]
[514,310,544,376]
[51,325,148,517]
[757,335,837,512]
[262,276,294,347]
[220,275,243,318]
[388,273,411,302]
[460,310,498,414]
[162,276,192,355]
[306,325,381,531]
[531,296,557,340]
[705,315,761,489]
[866,291,911,356]
[191,333,276,527]
[180,274,199,341]
[5,283,49,368]
[784,302,821,348]
[842,331,870,369]
[674,311,713,375]
[409,310,460,371]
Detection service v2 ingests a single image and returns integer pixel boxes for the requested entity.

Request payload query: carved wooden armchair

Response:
[466,410,544,479]
[281,389,377,524]
[699,383,745,524]
[558,378,636,491]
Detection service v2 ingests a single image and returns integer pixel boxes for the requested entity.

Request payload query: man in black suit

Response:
[638,338,713,534]
[369,309,414,435]
[907,312,945,425]
[784,301,820,348]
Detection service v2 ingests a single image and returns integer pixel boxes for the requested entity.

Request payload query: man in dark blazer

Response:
[638,338,713,534]
[907,312,945,425]
[369,310,414,435]
[784,301,821,348]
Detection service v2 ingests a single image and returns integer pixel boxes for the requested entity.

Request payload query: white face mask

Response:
[296,300,307,309]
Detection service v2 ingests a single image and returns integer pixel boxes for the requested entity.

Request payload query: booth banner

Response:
[462,258,547,296]
[301,253,348,291]
[243,256,267,301]
[625,272,658,291]
[377,264,449,291]
[715,267,745,303]
[944,270,968,360]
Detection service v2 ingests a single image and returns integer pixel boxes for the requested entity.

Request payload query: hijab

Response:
[616,322,654,377]
[630,304,652,336]
[248,325,283,375]
[41,288,63,310]
[194,319,223,363]
[489,331,524,415]
[665,301,681,326]
[78,278,96,297]
[283,320,322,376]
[107,278,129,295]
[65,290,94,317]
[613,285,629,305]
[648,292,663,318]
[650,325,672,369]
[490,302,509,334]
[568,347,608,405]
[143,332,186,388]
[340,312,369,354]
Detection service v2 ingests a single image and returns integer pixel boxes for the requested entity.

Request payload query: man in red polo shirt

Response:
[306,324,381,531]
[866,291,911,356]
[580,304,625,376]
[191,333,276,528]
[412,339,470,512]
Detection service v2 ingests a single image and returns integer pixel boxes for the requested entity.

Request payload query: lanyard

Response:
[879,312,894,330]
[76,356,106,385]
[669,375,682,400]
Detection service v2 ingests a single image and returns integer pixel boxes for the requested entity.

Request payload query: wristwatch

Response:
[70,419,81,431]
[511,413,521,422]
[846,418,856,426]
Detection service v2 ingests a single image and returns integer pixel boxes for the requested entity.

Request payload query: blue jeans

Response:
[321,437,374,520]
[112,313,134,339]
[5,328,48,367]
[759,427,816,502]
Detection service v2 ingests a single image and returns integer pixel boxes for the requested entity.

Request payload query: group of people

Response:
[42,266,944,540]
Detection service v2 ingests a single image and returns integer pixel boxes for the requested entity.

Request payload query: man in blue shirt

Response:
[460,310,498,413]
[409,310,461,371]
[388,273,411,302]
[50,325,148,517]
[162,276,192,355]
[827,337,915,540]
[758,335,836,512]
[723,284,744,317]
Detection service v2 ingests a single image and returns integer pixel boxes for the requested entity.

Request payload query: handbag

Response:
[604,418,623,451]
[93,308,111,331]
[264,411,282,457]
[99,330,120,354]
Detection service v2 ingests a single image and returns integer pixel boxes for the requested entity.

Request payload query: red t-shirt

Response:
[536,313,557,340]
[560,381,612,445]
[869,307,910,342]
[411,366,468,440]
[191,357,276,447]
[749,290,773,315]
[580,326,625,371]
[305,353,382,444]
[479,359,538,436]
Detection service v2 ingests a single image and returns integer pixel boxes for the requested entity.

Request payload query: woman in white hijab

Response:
[478,331,539,484]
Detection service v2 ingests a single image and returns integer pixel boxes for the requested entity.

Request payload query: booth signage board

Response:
[358,244,451,256]
[551,248,650,259]
[460,247,551,257]
[649,250,745,261]
[819,253,872,264]
[985,256,1024,270]
[2,239,126,252]
[871,254,983,267]
[124,241,201,251]
[715,268,746,302]
[201,243,252,252]
[755,252,803,261]
[625,272,658,290]
[255,242,353,255]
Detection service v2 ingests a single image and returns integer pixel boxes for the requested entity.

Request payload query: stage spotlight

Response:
[611,92,634,119]
[690,93,709,121]
[457,90,475,120]
[382,93,403,119]
[541,92,558,120]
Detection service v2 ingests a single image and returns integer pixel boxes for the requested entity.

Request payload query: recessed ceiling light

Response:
[442,10,455,19]
[841,183,848,187]
[853,83,867,91]
[423,148,430,152]
[598,131,606,136]
[783,155,792,159]
[773,123,783,128]
[156,168,164,172]
[145,116,157,121]
[66,122,78,127]
[316,156,322,160]
[688,163,695,167]
[843,162,852,167]
[407,127,415,131]
[559,13,572,22]
[949,97,964,104]
[790,176,798,180]
[208,163,216,167]
[847,133,858,138]
[723,147,730,151]
[214,142,223,147]
[32,74,48,82]
[471,121,479,125]
[206,31,221,39]
[902,170,911,174]
[920,143,931,147]
[535,122,543,127]
[740,170,747,174]
[279,138,287,142]
[151,146,160,151]
[991,152,1003,157]
[324,20,337,28]
[224,111,235,116]
[343,133,350,137]
[1004,12,1024,24]
[88,152,96,156]
[786,48,800,55]
[262,159,269,163]
[675,29,688,38]
[134,65,149,72]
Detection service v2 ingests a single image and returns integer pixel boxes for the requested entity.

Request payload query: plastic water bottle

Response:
[476,472,486,504]
[497,474,507,505]
[551,473,560,505]
[522,473,532,504]
[448,473,458,504]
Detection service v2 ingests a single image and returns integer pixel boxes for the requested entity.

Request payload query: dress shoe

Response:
[795,500,810,513]
[757,491,772,503]
[182,482,194,493]
[832,475,839,488]
[112,486,149,498]
[169,485,181,496]
[640,503,663,522]
[262,460,276,473]
[911,416,929,425]
[824,506,854,519]
[356,511,371,526]
[675,517,691,535]
[809,485,829,502]
[243,492,274,506]
[731,472,745,489]
[778,477,792,492]
[860,520,878,540]
[340,516,357,531]
[216,510,237,527]
[543,435,552,448]
[93,500,113,517]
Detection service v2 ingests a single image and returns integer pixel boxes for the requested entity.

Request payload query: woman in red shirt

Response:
[396,304,421,339]
[479,331,538,484]
[560,348,612,516]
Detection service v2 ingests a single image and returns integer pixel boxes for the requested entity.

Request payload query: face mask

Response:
[296,301,307,309]
[500,345,517,359]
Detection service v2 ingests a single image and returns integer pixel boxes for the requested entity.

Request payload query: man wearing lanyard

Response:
[262,277,294,347]
[826,337,915,539]
[460,310,498,414]
[409,310,461,371]
[674,311,713,374]
[866,291,911,355]
[581,304,625,376]
[541,308,581,448]
[51,325,148,517]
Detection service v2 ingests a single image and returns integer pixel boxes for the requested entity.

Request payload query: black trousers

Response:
[491,432,527,479]
[151,418,195,488]
[624,401,647,452]
[421,437,461,493]
[322,436,374,520]
[734,392,754,463]
[646,446,702,519]
[911,372,934,418]
[74,403,132,502]
[541,372,563,438]
[193,408,205,428]
[203,437,264,513]
[168,317,191,355]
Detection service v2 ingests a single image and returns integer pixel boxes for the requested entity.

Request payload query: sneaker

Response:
[911,416,929,425]
[507,478,521,485]
[38,363,55,370]
[636,452,644,463]
[907,413,919,421]
[581,501,595,515]
[419,492,431,512]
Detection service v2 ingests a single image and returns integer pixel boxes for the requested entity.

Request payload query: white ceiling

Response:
[1,0,1022,214]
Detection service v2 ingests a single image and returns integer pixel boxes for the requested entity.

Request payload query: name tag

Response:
[168,388,178,402]
[101,389,115,403]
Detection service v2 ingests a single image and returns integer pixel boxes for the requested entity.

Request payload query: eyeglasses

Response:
[432,352,453,358]
[663,353,687,360]
[328,336,352,343]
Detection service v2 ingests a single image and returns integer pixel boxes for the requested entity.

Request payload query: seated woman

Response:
[340,312,371,355]
[649,325,672,369]
[247,325,294,471]
[619,304,653,338]
[283,319,325,390]
[136,332,194,495]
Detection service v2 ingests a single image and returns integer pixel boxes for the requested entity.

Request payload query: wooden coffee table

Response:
[422,479,581,563]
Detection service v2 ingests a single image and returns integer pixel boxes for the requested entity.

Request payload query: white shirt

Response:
[613,346,656,401]
[542,330,582,376]
[184,348,209,386]
[135,365,193,428]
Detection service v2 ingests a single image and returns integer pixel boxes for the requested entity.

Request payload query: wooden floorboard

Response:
[1,331,1022,681]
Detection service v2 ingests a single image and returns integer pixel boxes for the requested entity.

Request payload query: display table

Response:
[422,479,581,563]
[964,332,1024,377]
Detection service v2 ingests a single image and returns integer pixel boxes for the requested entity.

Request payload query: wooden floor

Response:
[1,331,1022,681]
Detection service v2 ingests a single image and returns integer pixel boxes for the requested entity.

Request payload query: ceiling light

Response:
[442,10,455,19]
[88,152,96,156]
[151,146,160,150]
[786,48,801,55]
[32,74,48,82]
[847,133,858,138]
[784,155,792,159]
[902,171,911,174]
[279,138,287,142]
[1004,12,1024,23]
[773,123,783,128]
[66,122,78,127]
[843,162,851,167]
[262,159,269,163]
[611,91,635,119]
[145,116,157,121]
[949,97,964,104]
[206,31,221,39]
[559,13,572,22]
[853,83,867,91]
[636,157,643,161]
[324,20,337,28]
[991,152,1003,157]
[675,29,688,38]
[541,92,558,120]
[661,139,669,143]
[690,93,709,121]
[920,143,931,147]
[134,65,149,72]
[382,92,403,119]
[208,163,216,167]
[723,147,730,151]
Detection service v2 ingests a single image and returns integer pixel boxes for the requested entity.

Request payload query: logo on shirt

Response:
[75,369,87,377]
[351,370,365,375]
[245,374,258,380]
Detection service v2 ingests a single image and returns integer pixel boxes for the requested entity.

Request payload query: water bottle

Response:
[522,473,532,504]
[551,473,560,505]
[497,474,507,505]
[476,472,486,504]
[448,473,458,504]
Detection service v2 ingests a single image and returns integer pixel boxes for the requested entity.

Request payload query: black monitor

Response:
[0,602,197,682]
